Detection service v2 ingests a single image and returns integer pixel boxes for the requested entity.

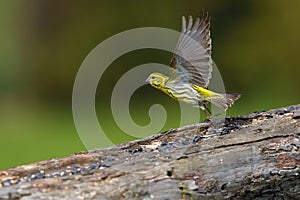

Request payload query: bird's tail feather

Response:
[207,93,241,111]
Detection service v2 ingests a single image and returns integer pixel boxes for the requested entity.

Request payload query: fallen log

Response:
[0,105,300,199]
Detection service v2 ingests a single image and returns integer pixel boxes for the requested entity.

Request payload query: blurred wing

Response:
[170,13,213,88]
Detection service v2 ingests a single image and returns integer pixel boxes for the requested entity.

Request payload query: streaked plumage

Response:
[146,13,240,118]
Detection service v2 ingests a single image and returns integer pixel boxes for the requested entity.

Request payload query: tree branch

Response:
[1,105,300,199]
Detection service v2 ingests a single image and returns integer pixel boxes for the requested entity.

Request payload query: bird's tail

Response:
[207,93,241,111]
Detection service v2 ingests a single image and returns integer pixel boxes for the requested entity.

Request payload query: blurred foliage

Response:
[0,0,300,170]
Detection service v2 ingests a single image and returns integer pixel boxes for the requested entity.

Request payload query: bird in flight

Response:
[146,13,240,118]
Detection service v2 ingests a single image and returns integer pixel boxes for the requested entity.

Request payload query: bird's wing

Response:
[169,13,213,88]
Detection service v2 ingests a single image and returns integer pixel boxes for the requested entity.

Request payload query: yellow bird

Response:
[146,13,240,118]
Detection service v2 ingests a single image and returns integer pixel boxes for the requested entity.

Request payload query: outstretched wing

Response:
[170,13,213,88]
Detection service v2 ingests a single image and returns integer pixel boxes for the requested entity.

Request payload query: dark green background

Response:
[1,0,300,170]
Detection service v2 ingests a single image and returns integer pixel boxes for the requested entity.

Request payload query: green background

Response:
[1,0,300,170]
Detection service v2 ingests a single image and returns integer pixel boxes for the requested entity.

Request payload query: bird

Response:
[146,13,241,119]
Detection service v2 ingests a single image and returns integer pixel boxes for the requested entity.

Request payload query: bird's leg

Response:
[203,103,212,116]
[202,103,213,122]
[199,102,212,121]
[203,108,209,120]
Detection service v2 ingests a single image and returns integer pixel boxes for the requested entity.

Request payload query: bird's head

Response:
[146,73,168,89]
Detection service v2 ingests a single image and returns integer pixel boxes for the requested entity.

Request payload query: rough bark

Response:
[1,105,300,200]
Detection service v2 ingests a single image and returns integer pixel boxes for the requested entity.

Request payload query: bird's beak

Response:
[146,76,150,83]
